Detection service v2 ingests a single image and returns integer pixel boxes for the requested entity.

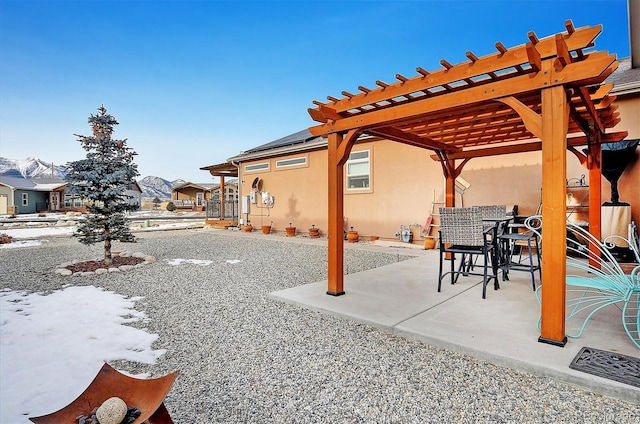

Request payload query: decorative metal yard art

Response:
[29,363,179,424]
[526,216,640,349]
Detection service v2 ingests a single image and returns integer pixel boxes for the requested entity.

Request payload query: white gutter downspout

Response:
[230,159,244,223]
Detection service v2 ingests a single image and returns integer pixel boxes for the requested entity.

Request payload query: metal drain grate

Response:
[569,347,640,388]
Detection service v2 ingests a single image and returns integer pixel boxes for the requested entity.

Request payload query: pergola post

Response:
[539,84,569,346]
[587,143,602,267]
[327,132,345,296]
[327,130,360,295]
[219,177,226,219]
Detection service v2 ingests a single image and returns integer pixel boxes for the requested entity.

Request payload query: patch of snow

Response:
[0,239,48,249]
[164,259,213,266]
[0,286,164,423]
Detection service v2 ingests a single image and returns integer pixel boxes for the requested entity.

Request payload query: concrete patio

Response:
[270,242,640,404]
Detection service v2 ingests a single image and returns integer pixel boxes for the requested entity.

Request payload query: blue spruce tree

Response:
[65,105,139,265]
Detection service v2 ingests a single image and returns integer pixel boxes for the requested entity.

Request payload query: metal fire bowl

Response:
[29,363,179,424]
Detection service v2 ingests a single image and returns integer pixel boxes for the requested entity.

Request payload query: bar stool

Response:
[499,230,541,291]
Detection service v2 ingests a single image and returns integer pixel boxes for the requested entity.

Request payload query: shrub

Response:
[166,201,176,212]
[0,233,12,244]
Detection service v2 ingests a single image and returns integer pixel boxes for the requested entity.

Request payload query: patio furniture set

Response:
[436,205,639,349]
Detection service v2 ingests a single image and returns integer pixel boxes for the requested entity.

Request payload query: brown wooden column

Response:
[439,156,457,208]
[327,130,359,295]
[220,177,226,219]
[327,132,345,295]
[539,84,569,346]
[587,143,602,266]
[445,175,456,208]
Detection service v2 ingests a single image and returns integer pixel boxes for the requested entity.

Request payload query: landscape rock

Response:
[108,267,121,273]
[119,265,134,271]
[96,397,127,424]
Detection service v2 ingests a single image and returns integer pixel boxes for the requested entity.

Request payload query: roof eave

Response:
[610,80,640,95]
[227,137,328,162]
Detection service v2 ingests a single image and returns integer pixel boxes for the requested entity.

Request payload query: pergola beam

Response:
[309,52,616,137]
[310,25,602,117]
[366,126,455,152]
[428,131,628,160]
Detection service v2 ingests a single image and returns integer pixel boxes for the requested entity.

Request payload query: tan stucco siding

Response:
[238,92,639,239]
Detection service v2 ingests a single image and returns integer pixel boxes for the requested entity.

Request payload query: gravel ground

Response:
[1,228,638,423]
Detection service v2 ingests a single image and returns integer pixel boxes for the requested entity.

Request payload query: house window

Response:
[346,150,370,190]
[22,193,28,206]
[64,194,84,208]
[244,162,269,172]
[196,192,204,207]
[276,157,307,168]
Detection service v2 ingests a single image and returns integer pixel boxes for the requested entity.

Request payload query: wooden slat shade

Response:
[308,24,619,160]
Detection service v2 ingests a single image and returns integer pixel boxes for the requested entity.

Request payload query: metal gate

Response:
[206,198,238,220]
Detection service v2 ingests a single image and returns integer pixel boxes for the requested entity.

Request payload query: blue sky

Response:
[0,0,631,182]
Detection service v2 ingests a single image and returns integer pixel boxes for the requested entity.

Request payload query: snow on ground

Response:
[0,239,50,249]
[165,258,214,266]
[1,211,205,244]
[0,213,209,422]
[0,286,165,423]
[1,226,77,241]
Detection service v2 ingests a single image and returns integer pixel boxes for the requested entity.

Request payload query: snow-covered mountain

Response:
[0,157,183,200]
[138,176,185,200]
[0,157,68,178]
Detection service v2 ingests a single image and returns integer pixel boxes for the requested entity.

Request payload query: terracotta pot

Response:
[261,225,271,234]
[369,236,379,242]
[347,231,359,243]
[309,227,320,238]
[243,224,253,232]
[424,238,436,250]
[620,262,639,274]
[285,227,296,237]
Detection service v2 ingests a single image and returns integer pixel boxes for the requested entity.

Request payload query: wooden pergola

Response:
[200,162,239,225]
[308,21,627,347]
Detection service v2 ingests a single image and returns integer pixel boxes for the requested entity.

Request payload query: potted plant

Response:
[347,226,359,243]
[262,221,272,234]
[285,222,296,237]
[308,224,320,238]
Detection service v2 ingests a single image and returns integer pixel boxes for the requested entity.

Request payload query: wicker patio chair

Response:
[438,206,499,299]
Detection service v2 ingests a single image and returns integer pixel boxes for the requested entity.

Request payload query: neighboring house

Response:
[211,178,239,205]
[0,176,142,214]
[0,176,66,214]
[171,182,216,210]
[211,58,639,240]
[125,181,143,209]
[172,180,240,211]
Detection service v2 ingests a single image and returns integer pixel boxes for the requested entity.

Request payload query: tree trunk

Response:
[104,231,112,266]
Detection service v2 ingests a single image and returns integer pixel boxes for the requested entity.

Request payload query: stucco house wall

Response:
[225,58,638,241]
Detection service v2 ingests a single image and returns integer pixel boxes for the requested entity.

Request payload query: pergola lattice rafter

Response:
[308,20,628,347]
[309,23,622,157]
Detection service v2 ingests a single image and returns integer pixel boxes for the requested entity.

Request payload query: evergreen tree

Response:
[65,105,139,265]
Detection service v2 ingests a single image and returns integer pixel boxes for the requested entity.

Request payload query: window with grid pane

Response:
[346,150,370,190]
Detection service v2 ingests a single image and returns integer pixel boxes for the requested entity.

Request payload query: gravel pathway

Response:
[1,229,638,423]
